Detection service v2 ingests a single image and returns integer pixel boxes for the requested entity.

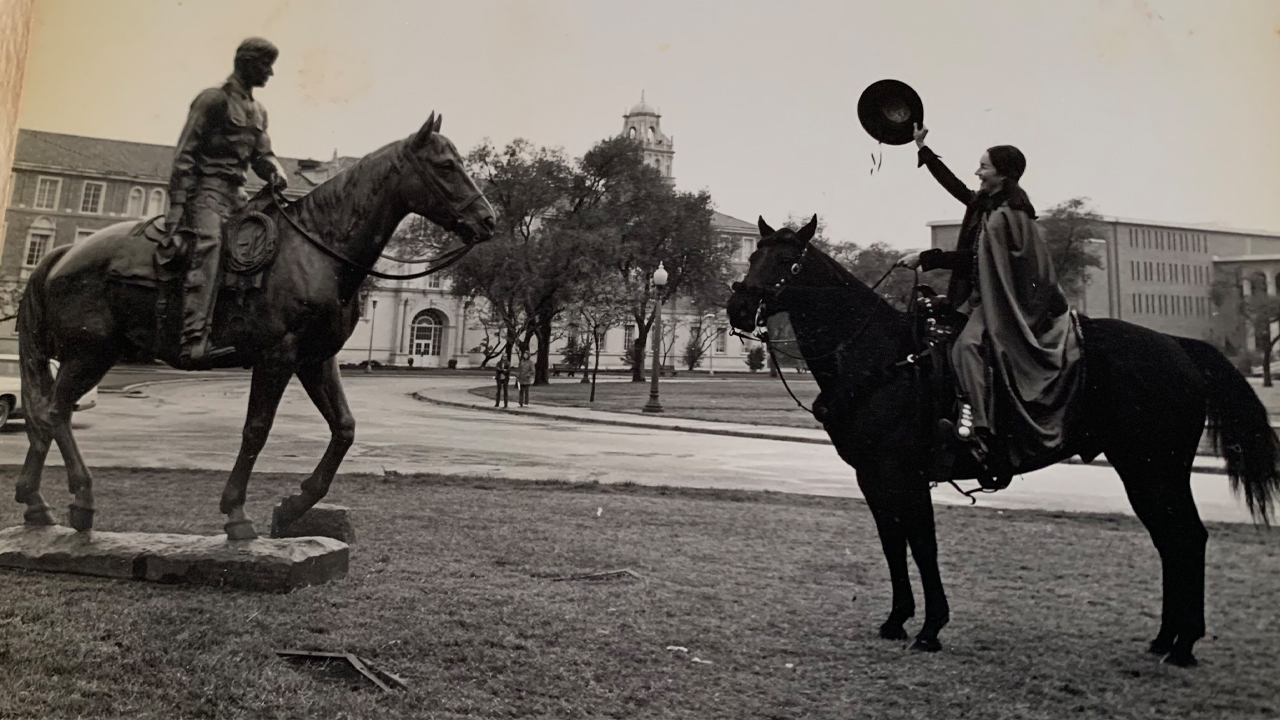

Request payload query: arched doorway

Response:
[410,309,448,368]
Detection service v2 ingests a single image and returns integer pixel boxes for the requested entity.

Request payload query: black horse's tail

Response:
[1178,336,1280,525]
[16,245,70,441]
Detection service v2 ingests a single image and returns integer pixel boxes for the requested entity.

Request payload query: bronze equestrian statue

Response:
[15,38,496,541]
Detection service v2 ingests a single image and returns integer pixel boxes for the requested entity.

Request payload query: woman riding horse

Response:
[898,124,1081,489]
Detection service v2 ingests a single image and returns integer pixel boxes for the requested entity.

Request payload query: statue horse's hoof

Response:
[68,505,95,531]
[224,519,258,541]
[909,637,942,653]
[23,505,55,526]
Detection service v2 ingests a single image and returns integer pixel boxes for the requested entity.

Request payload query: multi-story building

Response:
[927,216,1280,343]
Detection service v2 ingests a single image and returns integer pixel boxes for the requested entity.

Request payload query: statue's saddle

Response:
[106,197,280,291]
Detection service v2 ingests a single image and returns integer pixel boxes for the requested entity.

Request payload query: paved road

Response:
[0,374,1259,524]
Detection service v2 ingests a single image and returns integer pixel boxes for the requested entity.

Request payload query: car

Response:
[0,353,98,427]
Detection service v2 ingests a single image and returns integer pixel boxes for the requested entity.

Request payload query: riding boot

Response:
[176,250,235,370]
[973,428,1013,491]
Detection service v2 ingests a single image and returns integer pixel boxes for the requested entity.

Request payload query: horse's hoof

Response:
[879,623,909,641]
[68,505,95,532]
[909,637,942,653]
[224,519,258,541]
[23,505,55,526]
[1148,636,1175,656]
[1162,649,1198,668]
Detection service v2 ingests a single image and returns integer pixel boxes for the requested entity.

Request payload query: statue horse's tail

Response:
[17,245,71,442]
[1178,336,1280,525]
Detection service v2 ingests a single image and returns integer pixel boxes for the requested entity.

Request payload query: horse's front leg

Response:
[271,357,354,536]
[901,477,950,652]
[857,468,914,641]
[220,365,293,540]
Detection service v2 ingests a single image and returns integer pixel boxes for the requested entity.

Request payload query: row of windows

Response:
[1129,260,1211,285]
[12,174,166,218]
[21,219,102,267]
[1127,226,1209,254]
[1130,293,1209,317]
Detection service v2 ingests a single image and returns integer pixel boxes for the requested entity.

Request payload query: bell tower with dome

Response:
[621,92,675,184]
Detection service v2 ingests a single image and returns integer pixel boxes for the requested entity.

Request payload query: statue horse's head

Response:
[399,112,497,243]
[727,214,819,333]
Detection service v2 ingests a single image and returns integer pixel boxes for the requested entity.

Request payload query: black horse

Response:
[726,215,1279,667]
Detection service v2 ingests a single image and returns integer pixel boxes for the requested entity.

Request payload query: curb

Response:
[411,390,1232,476]
[412,391,834,445]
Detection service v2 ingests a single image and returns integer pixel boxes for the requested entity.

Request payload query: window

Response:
[426,273,442,289]
[24,218,55,267]
[147,189,166,216]
[79,181,105,214]
[715,327,727,354]
[411,311,444,356]
[34,177,61,211]
[623,324,635,349]
[75,228,95,244]
[628,127,637,139]
[127,187,145,217]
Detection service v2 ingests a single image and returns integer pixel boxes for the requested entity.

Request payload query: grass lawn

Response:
[0,466,1276,719]
[477,375,824,429]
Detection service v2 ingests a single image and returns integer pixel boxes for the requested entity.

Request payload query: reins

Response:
[270,188,475,282]
[738,259,918,418]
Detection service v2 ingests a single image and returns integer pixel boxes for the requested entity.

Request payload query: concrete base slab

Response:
[0,525,348,592]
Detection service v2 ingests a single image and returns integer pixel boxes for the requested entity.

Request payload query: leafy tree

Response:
[559,335,591,372]
[572,137,734,382]
[745,346,766,372]
[568,272,631,402]
[1039,197,1108,305]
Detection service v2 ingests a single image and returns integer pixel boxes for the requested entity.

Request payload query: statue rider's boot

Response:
[175,273,236,370]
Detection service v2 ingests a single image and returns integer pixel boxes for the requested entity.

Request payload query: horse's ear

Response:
[434,114,443,132]
[796,214,819,244]
[412,112,437,149]
[758,216,776,238]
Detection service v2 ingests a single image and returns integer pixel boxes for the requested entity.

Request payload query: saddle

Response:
[105,190,281,361]
[107,190,280,291]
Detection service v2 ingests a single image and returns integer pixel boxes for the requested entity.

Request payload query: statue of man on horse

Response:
[160,37,290,368]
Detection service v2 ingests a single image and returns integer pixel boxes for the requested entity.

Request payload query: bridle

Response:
[270,139,485,282]
[731,236,914,416]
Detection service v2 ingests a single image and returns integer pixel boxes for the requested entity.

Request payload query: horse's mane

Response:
[292,137,407,240]
[770,229,901,318]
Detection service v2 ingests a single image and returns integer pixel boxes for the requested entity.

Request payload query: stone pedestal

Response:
[0,525,348,592]
[271,503,356,543]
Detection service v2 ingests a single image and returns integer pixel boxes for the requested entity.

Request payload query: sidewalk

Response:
[412,381,1231,475]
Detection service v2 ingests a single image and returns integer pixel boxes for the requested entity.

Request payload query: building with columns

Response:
[928,216,1280,344]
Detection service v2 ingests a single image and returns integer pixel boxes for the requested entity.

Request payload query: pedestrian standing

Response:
[494,355,510,408]
[516,352,535,407]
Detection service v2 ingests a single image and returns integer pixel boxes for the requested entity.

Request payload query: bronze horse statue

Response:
[16,113,496,540]
[727,216,1279,666]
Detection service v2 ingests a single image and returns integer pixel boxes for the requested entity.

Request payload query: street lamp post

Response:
[365,299,378,373]
[703,313,716,376]
[643,262,668,413]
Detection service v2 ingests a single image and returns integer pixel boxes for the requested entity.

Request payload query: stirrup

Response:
[953,402,976,440]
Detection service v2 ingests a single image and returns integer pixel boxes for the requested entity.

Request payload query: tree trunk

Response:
[590,332,603,402]
[630,334,648,383]
[534,314,553,385]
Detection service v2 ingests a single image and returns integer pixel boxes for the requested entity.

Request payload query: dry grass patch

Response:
[0,467,1275,719]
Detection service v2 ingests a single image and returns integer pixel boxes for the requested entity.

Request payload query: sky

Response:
[14,0,1280,251]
